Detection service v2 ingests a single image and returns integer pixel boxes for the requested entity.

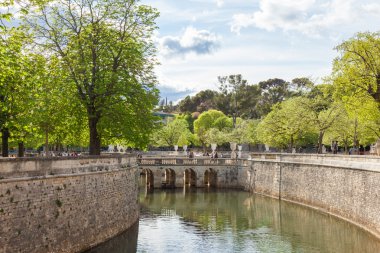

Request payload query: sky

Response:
[141,0,380,103]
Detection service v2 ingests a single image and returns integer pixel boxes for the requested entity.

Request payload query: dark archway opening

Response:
[141,168,154,188]
[204,168,217,187]
[162,168,176,188]
[184,168,197,187]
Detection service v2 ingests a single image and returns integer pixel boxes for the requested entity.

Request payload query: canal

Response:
[87,187,380,253]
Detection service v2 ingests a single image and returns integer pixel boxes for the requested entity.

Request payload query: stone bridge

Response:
[138,157,249,189]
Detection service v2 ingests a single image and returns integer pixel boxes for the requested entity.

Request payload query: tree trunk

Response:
[233,93,237,128]
[344,141,348,154]
[45,129,49,156]
[317,131,324,154]
[353,117,358,149]
[1,128,9,157]
[373,77,380,103]
[18,142,25,157]
[289,135,294,153]
[89,116,101,155]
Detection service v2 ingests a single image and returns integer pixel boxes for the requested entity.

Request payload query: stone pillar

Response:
[175,169,184,188]
[197,167,206,187]
[153,169,162,188]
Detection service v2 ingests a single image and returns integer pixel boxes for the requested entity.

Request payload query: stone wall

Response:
[241,155,380,238]
[0,155,139,253]
[140,163,245,189]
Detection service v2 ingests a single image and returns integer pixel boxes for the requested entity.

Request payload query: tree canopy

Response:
[25,0,160,154]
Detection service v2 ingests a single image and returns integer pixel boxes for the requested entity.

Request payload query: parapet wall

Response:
[0,155,136,179]
[241,154,380,238]
[0,155,139,253]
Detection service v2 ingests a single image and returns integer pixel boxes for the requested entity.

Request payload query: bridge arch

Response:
[141,168,154,188]
[204,168,217,187]
[162,168,176,188]
[184,168,197,187]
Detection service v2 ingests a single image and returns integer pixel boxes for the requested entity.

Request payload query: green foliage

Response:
[325,94,380,150]
[289,77,314,96]
[256,97,314,150]
[177,76,311,120]
[0,27,35,155]
[176,113,195,132]
[257,78,291,116]
[228,119,259,144]
[330,31,380,147]
[332,32,380,103]
[151,118,191,147]
[178,90,218,113]
[26,0,160,154]
[194,110,227,146]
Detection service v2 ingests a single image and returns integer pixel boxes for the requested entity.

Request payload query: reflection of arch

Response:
[204,168,217,187]
[184,169,197,187]
[141,168,154,188]
[162,168,176,188]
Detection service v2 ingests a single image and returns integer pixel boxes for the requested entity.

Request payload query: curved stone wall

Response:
[0,155,139,253]
[242,154,380,238]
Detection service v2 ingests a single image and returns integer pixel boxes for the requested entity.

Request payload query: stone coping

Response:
[0,153,136,162]
[250,153,380,172]
[0,154,137,179]
[250,152,380,162]
[0,167,138,184]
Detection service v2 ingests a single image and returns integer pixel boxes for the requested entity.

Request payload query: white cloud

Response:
[230,0,357,36]
[216,0,224,7]
[362,3,380,14]
[156,40,333,101]
[158,26,222,58]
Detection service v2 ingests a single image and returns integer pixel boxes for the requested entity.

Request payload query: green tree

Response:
[0,28,30,157]
[258,78,291,116]
[256,97,314,151]
[228,119,259,145]
[332,32,380,103]
[194,110,227,151]
[218,74,248,127]
[151,118,191,147]
[205,128,227,146]
[178,90,217,113]
[341,94,380,147]
[290,77,314,96]
[0,0,14,29]
[302,85,345,153]
[27,56,85,154]
[26,0,160,154]
[177,113,195,132]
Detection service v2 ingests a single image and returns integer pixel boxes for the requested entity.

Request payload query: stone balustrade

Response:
[139,157,249,167]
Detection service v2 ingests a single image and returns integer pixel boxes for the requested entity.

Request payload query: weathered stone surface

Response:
[242,156,380,238]
[0,155,139,253]
[140,164,244,189]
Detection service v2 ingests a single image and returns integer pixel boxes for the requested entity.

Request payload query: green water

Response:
[87,188,380,253]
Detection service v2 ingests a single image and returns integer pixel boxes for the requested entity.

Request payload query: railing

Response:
[139,157,249,166]
[249,153,380,171]
[139,153,380,170]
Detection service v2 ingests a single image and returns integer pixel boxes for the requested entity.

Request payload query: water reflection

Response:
[88,187,380,253]
[85,222,138,253]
